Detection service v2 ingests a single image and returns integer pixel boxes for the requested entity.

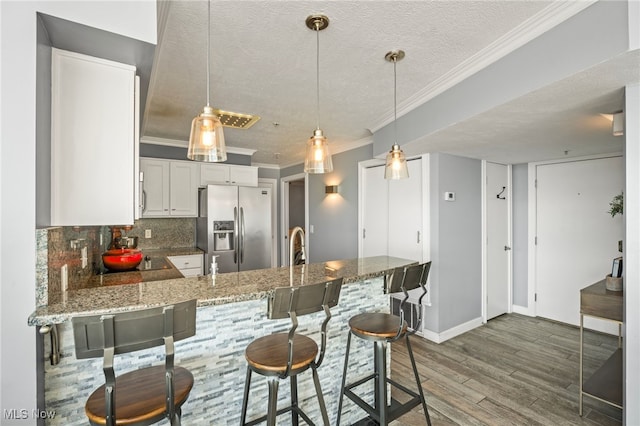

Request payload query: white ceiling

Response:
[141,0,637,167]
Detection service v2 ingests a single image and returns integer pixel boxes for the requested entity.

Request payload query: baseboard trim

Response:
[420,316,483,343]
[512,304,534,316]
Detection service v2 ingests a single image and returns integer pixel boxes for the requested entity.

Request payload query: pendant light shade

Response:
[385,143,409,179]
[384,50,408,180]
[304,14,333,174]
[305,129,333,173]
[187,0,227,162]
[188,106,226,162]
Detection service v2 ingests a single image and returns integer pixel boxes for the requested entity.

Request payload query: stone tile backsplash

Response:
[126,218,196,250]
[37,218,196,303]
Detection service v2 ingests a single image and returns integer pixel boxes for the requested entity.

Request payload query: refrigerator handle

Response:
[233,207,238,264]
[240,207,245,264]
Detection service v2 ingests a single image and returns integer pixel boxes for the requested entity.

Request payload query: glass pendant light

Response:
[384,50,409,180]
[304,14,333,174]
[187,0,227,162]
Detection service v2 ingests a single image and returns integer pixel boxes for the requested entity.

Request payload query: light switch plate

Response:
[61,264,68,292]
[444,192,456,201]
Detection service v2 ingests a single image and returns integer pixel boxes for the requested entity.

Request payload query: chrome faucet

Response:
[289,226,306,266]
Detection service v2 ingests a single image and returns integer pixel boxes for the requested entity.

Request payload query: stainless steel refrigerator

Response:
[196,185,272,273]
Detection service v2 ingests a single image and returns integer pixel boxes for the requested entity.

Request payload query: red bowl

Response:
[102,248,143,271]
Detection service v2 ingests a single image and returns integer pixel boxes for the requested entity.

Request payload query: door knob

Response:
[504,245,511,251]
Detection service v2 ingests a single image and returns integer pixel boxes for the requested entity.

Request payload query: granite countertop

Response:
[28,256,416,326]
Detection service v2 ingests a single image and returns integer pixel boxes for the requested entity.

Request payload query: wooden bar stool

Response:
[336,263,432,425]
[72,299,197,426]
[240,277,343,426]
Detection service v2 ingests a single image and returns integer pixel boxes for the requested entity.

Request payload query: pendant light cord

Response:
[393,56,398,146]
[206,0,211,107]
[315,22,320,131]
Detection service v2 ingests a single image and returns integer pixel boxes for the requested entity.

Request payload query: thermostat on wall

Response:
[444,192,455,201]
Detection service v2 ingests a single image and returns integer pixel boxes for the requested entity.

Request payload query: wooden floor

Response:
[389,314,622,426]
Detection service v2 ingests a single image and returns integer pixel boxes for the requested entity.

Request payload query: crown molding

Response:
[140,136,257,156]
[252,162,280,170]
[370,0,598,133]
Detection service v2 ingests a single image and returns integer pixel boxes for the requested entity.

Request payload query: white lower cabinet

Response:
[140,158,198,217]
[167,254,203,277]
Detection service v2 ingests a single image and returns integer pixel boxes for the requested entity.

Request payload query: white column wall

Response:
[624,83,639,426]
[0,2,155,423]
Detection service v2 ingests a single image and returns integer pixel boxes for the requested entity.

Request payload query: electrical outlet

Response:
[145,229,152,238]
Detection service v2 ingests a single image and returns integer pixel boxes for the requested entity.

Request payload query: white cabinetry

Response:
[169,161,199,216]
[200,164,258,187]
[51,48,137,225]
[140,159,169,216]
[140,158,198,217]
[167,254,203,277]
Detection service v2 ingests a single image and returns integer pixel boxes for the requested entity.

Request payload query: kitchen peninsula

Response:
[30,256,417,425]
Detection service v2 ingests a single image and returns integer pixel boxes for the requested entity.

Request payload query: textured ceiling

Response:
[141,0,634,167]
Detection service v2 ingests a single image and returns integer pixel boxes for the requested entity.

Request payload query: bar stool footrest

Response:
[343,376,423,424]
[244,405,315,426]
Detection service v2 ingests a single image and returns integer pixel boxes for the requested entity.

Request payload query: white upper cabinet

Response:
[200,164,258,187]
[140,158,198,217]
[140,158,170,216]
[169,161,198,216]
[51,48,137,226]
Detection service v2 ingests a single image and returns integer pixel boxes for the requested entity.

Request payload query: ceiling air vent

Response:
[212,109,260,129]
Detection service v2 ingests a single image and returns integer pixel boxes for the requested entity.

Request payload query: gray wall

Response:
[281,144,373,263]
[288,181,305,228]
[512,164,528,307]
[257,167,279,180]
[425,153,482,333]
[309,144,373,262]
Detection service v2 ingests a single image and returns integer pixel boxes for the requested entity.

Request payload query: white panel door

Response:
[388,159,422,262]
[362,165,389,258]
[536,157,623,331]
[486,162,510,320]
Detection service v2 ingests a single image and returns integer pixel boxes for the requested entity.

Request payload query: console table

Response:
[579,279,623,415]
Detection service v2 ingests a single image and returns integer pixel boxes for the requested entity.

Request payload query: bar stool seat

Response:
[85,365,194,425]
[337,263,432,426]
[349,312,407,340]
[245,333,318,375]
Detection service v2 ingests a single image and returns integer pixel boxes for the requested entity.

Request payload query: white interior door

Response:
[388,158,423,262]
[362,165,389,258]
[486,162,510,320]
[536,157,623,332]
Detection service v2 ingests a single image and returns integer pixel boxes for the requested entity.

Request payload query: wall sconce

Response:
[325,185,339,194]
[612,112,624,136]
